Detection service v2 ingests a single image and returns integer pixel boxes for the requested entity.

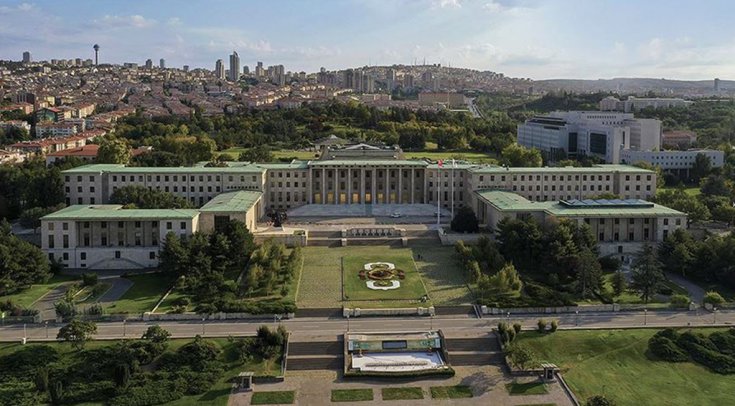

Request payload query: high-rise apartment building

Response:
[229,51,240,81]
[22,51,31,64]
[255,61,265,78]
[145,59,153,69]
[215,59,225,80]
[159,58,166,69]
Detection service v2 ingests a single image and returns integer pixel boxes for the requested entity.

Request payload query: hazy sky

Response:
[1,0,734,80]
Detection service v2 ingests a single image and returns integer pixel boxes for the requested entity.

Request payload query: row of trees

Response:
[244,241,301,297]
[658,228,735,291]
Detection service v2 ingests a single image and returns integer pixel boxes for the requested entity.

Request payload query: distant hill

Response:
[534,77,735,95]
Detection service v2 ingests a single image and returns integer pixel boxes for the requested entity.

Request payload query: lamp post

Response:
[506,312,510,323]
[202,317,206,335]
[23,323,26,344]
[430,314,434,331]
[644,309,647,326]
[713,307,717,324]
[346,314,350,332]
[45,321,49,339]
[122,319,126,338]
[575,310,579,326]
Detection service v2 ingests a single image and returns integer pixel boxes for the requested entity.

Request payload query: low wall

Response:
[254,230,308,247]
[0,314,41,324]
[438,230,487,246]
[482,304,618,315]
[343,306,435,317]
[143,311,295,321]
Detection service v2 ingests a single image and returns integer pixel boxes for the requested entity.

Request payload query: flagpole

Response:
[437,160,441,226]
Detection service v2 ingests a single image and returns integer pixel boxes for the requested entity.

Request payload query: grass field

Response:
[382,387,424,400]
[219,147,317,161]
[297,246,470,308]
[0,274,78,309]
[331,388,374,402]
[430,385,473,399]
[250,391,295,405]
[515,328,735,406]
[660,186,700,196]
[342,249,428,302]
[404,150,497,163]
[105,273,176,314]
[505,381,548,395]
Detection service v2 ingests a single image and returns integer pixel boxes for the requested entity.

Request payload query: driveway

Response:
[666,272,706,304]
[97,276,134,305]
[33,282,75,321]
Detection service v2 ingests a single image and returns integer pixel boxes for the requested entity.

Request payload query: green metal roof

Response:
[258,161,310,170]
[41,205,199,220]
[198,190,262,212]
[476,190,685,217]
[309,159,429,167]
[468,164,653,174]
[62,163,265,174]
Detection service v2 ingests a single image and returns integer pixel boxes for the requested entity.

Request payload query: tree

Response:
[57,319,97,350]
[700,174,731,197]
[239,145,274,163]
[114,363,131,388]
[575,247,603,299]
[478,263,523,296]
[450,206,479,233]
[97,137,132,164]
[612,270,627,296]
[141,325,171,343]
[49,380,63,405]
[159,232,188,276]
[110,185,192,209]
[0,223,51,295]
[496,217,543,271]
[703,291,725,306]
[629,245,665,303]
[505,344,536,371]
[586,395,616,406]
[34,367,49,392]
[691,153,712,183]
[501,143,543,167]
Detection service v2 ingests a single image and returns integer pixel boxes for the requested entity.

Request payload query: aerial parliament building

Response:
[42,142,685,269]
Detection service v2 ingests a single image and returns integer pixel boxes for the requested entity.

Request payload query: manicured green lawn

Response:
[250,391,295,405]
[404,150,497,164]
[505,381,548,395]
[105,273,176,314]
[413,245,473,305]
[382,387,424,400]
[515,328,735,406]
[219,147,317,161]
[331,388,374,402]
[0,274,78,309]
[660,186,700,197]
[342,249,428,302]
[430,385,473,398]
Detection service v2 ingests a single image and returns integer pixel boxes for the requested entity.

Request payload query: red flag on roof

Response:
[438,159,443,167]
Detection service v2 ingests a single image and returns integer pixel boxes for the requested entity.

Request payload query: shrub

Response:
[506,328,516,343]
[670,294,691,308]
[171,297,191,307]
[54,299,77,320]
[513,323,522,334]
[550,319,558,332]
[648,332,688,362]
[586,394,616,406]
[703,291,726,306]
[497,322,508,335]
[49,381,63,405]
[142,325,171,344]
[709,329,735,356]
[537,319,547,333]
[34,367,49,392]
[82,273,98,287]
[115,364,131,388]
[86,303,103,316]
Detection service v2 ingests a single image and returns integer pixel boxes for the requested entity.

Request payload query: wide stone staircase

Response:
[287,339,343,371]
[445,335,503,366]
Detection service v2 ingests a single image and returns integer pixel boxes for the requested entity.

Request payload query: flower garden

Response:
[342,249,429,303]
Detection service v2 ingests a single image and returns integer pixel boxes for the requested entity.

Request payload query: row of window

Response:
[47,251,158,268]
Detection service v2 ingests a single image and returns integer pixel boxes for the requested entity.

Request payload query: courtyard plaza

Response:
[283,203,452,223]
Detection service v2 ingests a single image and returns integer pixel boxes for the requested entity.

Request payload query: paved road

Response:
[33,282,74,321]
[97,277,133,305]
[3,309,733,342]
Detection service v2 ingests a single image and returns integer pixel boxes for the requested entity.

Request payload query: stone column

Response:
[411,168,415,204]
[308,168,313,204]
[384,168,389,204]
[334,168,338,205]
[398,168,402,204]
[321,167,326,204]
[347,168,352,204]
[360,168,365,204]
[371,168,376,204]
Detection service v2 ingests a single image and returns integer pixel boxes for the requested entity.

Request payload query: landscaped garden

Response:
[105,273,177,314]
[515,328,735,406]
[0,324,287,406]
[342,249,429,304]
[0,274,76,310]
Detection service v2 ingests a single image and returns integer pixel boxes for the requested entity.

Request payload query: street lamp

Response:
[430,314,434,331]
[346,314,350,332]
[575,310,579,326]
[45,321,48,339]
[713,307,718,324]
[644,309,647,326]
[122,319,126,338]
[202,317,206,335]
[506,312,510,322]
[23,323,26,344]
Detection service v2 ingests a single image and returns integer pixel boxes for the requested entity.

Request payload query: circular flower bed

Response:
[367,268,396,280]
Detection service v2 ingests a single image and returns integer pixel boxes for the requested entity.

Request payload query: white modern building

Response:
[600,96,693,113]
[517,111,661,163]
[621,149,725,174]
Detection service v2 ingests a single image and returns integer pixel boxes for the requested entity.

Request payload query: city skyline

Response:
[2,0,735,80]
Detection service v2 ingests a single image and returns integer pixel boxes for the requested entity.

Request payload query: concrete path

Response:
[33,282,74,321]
[97,277,134,305]
[666,272,706,304]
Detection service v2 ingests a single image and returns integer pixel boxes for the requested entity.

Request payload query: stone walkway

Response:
[228,366,574,406]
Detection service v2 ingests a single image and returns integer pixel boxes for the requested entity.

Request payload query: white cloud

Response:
[94,14,156,29]
[482,1,506,13]
[167,17,182,26]
[432,0,461,9]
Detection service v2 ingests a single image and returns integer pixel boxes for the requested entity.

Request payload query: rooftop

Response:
[199,190,262,212]
[469,164,653,174]
[41,205,200,220]
[309,159,428,167]
[62,163,265,174]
